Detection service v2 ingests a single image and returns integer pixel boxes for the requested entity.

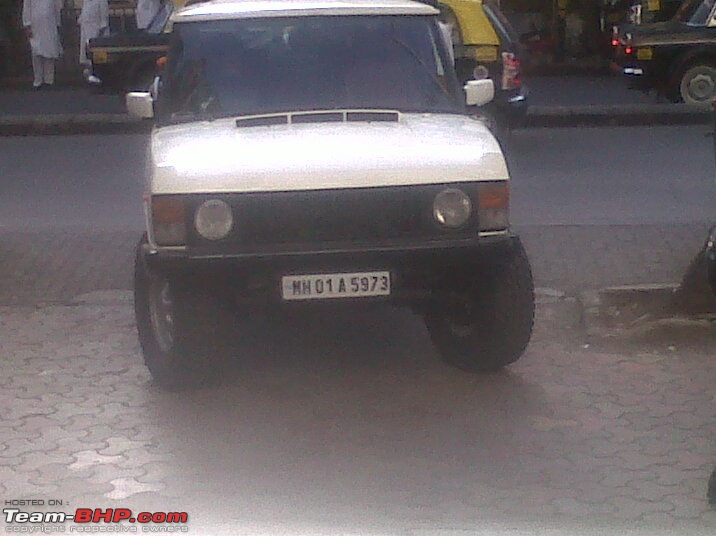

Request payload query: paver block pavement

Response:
[1,295,714,533]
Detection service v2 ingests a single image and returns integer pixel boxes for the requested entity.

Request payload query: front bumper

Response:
[141,233,522,307]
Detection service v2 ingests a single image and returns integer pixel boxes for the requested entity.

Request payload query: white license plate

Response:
[281,271,391,301]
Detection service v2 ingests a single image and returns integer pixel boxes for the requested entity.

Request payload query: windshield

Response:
[157,15,463,124]
[675,0,715,25]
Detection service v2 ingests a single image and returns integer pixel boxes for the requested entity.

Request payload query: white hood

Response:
[149,113,509,194]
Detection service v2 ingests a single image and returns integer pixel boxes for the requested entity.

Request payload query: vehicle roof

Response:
[173,0,438,23]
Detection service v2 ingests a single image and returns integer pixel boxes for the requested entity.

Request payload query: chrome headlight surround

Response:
[194,199,233,241]
[433,188,472,229]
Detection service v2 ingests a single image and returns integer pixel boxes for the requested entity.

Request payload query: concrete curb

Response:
[524,103,712,128]
[580,283,716,339]
[0,113,152,136]
[0,104,712,135]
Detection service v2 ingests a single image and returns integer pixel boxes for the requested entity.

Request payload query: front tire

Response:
[425,240,535,372]
[134,237,232,390]
[678,63,716,104]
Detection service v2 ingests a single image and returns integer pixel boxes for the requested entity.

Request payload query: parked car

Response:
[86,1,173,90]
[126,0,535,390]
[615,0,716,103]
[437,0,528,128]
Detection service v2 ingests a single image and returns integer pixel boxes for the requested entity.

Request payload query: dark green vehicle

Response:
[86,2,172,90]
[616,0,716,103]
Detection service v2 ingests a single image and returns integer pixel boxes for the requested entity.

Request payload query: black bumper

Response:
[142,234,522,306]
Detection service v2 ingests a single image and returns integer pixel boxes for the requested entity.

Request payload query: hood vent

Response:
[236,110,401,128]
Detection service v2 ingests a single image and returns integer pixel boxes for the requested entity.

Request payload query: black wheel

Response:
[425,239,535,372]
[134,236,232,390]
[678,63,716,104]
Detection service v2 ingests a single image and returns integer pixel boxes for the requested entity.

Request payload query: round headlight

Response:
[433,188,472,228]
[195,199,233,241]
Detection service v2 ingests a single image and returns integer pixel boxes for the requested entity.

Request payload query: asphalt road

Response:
[508,126,716,226]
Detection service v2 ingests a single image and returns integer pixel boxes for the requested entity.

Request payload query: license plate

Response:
[92,50,108,64]
[281,271,390,301]
[636,48,653,60]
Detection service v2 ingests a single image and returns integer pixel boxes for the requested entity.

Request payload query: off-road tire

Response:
[425,239,535,372]
[134,236,232,390]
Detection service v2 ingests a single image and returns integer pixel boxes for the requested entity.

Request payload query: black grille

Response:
[187,184,478,249]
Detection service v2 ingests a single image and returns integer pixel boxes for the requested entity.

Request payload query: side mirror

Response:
[126,91,154,119]
[464,79,495,107]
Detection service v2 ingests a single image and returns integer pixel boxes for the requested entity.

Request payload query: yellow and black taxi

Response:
[436,0,528,127]
[86,1,173,90]
[616,0,716,103]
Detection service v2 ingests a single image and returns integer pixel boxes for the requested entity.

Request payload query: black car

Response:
[86,2,172,90]
[615,0,716,103]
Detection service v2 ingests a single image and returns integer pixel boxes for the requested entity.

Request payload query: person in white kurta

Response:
[135,0,161,30]
[78,0,108,68]
[22,0,62,88]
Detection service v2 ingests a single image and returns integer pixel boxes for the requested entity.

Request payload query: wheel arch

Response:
[668,47,716,88]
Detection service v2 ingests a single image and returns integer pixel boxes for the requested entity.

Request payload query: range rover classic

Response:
[127,0,535,390]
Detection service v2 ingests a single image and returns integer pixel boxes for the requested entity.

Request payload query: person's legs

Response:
[42,56,55,86]
[31,54,43,88]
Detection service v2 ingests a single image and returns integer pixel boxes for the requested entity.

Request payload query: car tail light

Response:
[611,26,619,47]
[151,196,186,246]
[501,52,521,91]
[477,182,509,231]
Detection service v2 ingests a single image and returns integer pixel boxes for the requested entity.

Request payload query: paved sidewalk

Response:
[0,75,713,135]
[1,292,714,534]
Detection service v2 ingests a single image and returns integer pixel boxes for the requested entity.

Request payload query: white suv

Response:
[127,0,534,390]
